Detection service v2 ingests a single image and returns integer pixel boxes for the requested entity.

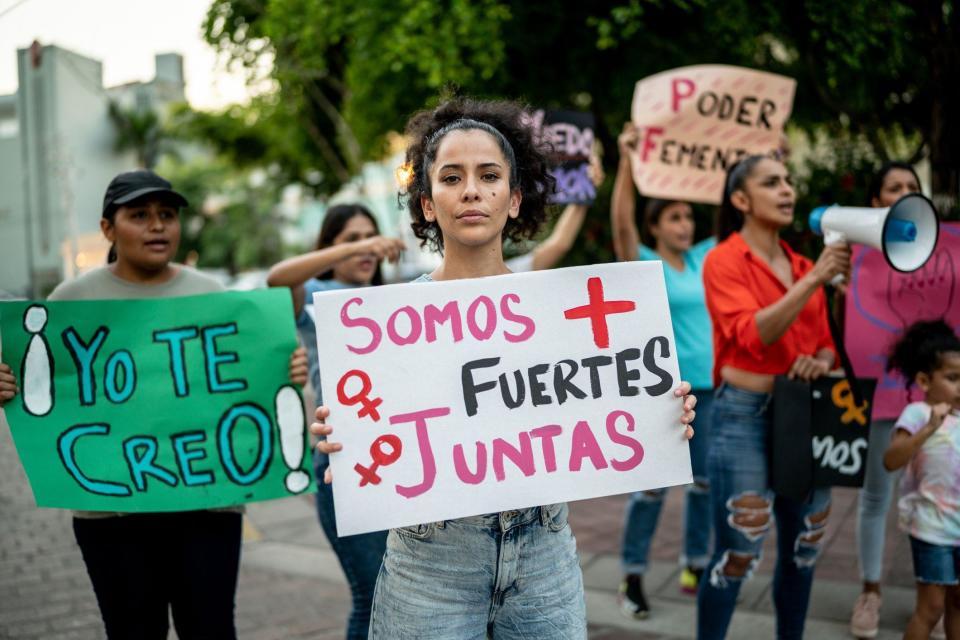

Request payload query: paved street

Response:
[1,411,915,639]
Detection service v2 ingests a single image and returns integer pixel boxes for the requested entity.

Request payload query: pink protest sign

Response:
[844,223,960,419]
[630,65,796,204]
[312,263,692,536]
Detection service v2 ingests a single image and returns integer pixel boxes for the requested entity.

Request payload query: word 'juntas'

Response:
[365,407,649,499]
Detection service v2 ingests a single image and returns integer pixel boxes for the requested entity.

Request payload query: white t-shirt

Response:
[896,401,960,545]
[505,252,535,273]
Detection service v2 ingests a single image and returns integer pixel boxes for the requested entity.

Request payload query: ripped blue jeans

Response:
[696,383,831,640]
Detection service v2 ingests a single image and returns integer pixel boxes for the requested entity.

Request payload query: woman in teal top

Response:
[610,122,716,618]
[267,203,404,640]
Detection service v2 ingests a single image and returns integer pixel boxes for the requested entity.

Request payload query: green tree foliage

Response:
[156,156,286,275]
[202,0,510,191]
[107,101,164,169]
[583,0,956,215]
[196,0,957,265]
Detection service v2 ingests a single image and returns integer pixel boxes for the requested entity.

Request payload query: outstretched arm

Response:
[611,123,640,262]
[267,237,404,316]
[529,204,588,270]
[530,149,604,270]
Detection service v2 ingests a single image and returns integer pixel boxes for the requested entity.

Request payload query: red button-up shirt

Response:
[703,232,836,386]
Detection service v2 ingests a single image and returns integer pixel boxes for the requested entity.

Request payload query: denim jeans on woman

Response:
[622,390,714,573]
[314,451,388,640]
[856,418,899,583]
[696,384,831,640]
[369,504,586,639]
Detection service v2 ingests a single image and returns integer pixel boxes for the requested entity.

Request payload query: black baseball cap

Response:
[102,170,188,218]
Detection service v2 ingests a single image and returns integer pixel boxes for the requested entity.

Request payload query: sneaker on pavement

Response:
[619,574,650,619]
[931,614,946,640]
[680,566,705,595]
[849,592,881,639]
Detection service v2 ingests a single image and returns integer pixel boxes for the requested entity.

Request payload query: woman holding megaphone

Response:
[697,154,851,640]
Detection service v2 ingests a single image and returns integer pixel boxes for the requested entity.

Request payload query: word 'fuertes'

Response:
[462,337,674,417]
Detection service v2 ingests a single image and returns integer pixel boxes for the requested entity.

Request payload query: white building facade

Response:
[0,43,184,297]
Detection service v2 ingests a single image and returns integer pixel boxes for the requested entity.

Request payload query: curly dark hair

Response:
[887,319,960,390]
[400,97,555,252]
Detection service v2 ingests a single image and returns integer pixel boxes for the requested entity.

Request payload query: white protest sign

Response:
[631,64,796,204]
[313,262,692,536]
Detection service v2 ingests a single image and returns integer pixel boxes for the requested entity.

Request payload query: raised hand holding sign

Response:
[630,64,796,204]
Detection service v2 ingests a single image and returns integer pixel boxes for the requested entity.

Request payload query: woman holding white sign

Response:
[698,155,851,639]
[310,97,698,639]
[611,121,717,616]
[267,203,403,640]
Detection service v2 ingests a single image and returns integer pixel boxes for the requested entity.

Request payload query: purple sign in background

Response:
[845,222,960,419]
[524,109,597,205]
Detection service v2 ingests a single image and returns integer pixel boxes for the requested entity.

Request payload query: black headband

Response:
[422,118,519,188]
[725,153,777,193]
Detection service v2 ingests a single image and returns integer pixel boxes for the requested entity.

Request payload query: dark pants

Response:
[73,511,242,640]
[315,451,388,640]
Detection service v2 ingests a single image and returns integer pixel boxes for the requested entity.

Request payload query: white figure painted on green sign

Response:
[22,304,53,417]
[275,384,310,493]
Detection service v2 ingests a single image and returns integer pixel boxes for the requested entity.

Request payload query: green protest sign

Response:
[0,289,314,512]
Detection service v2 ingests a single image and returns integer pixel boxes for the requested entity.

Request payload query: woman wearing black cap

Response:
[0,169,308,639]
[48,168,212,290]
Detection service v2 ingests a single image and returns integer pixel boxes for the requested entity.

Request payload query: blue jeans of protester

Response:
[622,390,715,574]
[314,451,388,640]
[856,418,899,583]
[909,536,960,585]
[369,504,586,639]
[697,384,832,640]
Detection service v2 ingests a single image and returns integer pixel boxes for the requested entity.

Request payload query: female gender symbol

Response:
[354,434,403,486]
[337,369,383,421]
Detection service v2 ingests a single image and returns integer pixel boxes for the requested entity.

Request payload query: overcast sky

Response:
[0,0,256,110]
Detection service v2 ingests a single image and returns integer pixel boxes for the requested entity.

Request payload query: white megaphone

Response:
[809,193,939,279]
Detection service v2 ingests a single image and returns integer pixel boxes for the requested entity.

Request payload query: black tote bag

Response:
[770,375,877,500]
